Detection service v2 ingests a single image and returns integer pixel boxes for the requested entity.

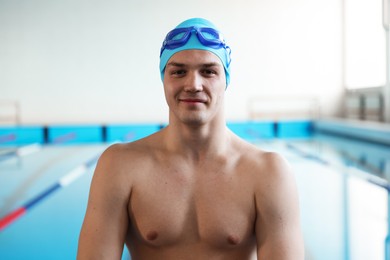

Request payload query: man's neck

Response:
[163,120,230,162]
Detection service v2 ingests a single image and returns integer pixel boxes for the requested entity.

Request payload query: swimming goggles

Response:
[160,26,231,62]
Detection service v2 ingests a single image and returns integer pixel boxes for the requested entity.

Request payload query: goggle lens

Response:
[160,26,229,57]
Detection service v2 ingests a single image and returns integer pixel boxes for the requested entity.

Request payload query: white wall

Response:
[0,0,343,125]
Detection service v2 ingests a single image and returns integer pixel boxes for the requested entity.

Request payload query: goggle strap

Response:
[160,26,231,64]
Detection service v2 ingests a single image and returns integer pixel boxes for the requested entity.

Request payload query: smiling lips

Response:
[179,98,207,104]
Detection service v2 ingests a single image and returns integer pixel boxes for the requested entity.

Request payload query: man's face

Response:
[163,50,226,126]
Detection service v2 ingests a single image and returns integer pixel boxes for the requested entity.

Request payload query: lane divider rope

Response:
[286,143,390,191]
[0,131,79,162]
[0,143,42,162]
[0,152,101,231]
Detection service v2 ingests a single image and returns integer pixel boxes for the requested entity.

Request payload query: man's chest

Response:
[127,168,256,248]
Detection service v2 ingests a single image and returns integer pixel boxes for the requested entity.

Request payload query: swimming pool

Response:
[0,133,388,260]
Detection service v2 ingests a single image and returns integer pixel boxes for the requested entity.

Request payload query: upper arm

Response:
[77,144,131,260]
[255,152,304,260]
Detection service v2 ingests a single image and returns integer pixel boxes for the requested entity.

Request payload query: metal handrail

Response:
[0,100,20,125]
[247,96,321,121]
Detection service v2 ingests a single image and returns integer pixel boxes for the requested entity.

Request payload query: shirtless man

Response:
[77,18,304,260]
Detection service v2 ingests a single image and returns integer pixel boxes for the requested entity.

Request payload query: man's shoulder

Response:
[233,137,291,180]
[96,134,161,171]
[232,136,276,164]
[247,149,295,199]
[91,135,163,189]
[104,132,162,158]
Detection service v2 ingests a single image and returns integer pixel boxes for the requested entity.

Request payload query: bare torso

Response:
[77,127,304,260]
[120,130,263,259]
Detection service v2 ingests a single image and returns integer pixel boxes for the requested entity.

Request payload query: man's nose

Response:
[184,72,203,92]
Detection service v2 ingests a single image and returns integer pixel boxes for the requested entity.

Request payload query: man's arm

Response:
[77,144,131,259]
[255,152,304,260]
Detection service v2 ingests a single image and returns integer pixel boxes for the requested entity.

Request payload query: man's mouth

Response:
[179,98,206,103]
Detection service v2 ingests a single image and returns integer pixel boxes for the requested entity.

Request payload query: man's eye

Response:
[203,69,216,75]
[172,70,186,75]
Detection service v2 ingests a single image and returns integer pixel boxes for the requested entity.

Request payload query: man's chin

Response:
[180,115,207,127]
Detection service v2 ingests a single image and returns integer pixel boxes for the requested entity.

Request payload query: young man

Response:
[77,18,304,259]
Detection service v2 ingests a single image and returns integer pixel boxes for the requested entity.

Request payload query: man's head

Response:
[159,18,231,87]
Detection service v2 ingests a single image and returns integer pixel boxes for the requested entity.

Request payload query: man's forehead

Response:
[167,50,223,67]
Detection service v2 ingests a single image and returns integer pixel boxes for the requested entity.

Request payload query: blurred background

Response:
[0,0,389,259]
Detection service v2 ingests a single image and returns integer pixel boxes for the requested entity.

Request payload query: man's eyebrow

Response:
[166,62,222,68]
[166,62,185,68]
[202,62,221,68]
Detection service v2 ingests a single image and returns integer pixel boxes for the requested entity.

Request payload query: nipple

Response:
[227,235,240,245]
[146,231,158,241]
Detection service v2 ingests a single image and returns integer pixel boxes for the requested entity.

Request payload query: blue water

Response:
[0,135,388,260]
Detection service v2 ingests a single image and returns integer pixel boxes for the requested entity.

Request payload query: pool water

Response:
[0,135,388,260]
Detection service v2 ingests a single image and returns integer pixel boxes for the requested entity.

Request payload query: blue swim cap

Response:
[159,18,231,86]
